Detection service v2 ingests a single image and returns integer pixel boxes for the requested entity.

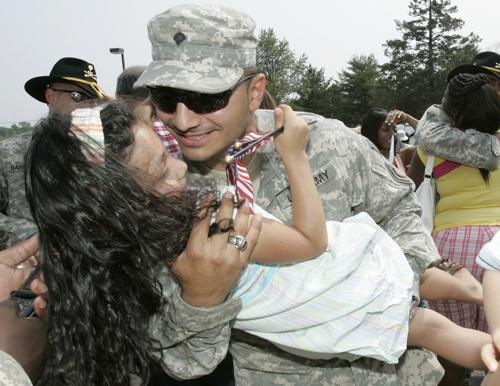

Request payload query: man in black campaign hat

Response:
[0,58,108,249]
[24,57,108,114]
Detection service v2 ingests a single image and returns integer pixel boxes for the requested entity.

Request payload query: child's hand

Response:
[273,105,309,162]
[481,328,500,372]
[481,342,500,372]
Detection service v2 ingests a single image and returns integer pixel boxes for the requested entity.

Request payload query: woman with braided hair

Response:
[408,72,500,385]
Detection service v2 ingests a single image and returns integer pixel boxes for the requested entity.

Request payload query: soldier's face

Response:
[153,76,262,171]
[45,82,96,114]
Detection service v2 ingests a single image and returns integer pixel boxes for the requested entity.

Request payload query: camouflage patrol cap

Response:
[135,4,257,94]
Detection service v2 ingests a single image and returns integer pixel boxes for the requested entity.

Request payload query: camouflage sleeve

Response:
[361,140,440,287]
[150,267,240,379]
[350,136,444,383]
[0,165,6,213]
[0,141,38,248]
[304,121,440,285]
[416,105,500,170]
[0,161,37,248]
[0,352,32,386]
[0,213,38,249]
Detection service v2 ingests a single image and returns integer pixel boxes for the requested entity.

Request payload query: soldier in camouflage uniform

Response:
[0,58,108,249]
[137,4,444,385]
[0,132,37,249]
[416,51,500,171]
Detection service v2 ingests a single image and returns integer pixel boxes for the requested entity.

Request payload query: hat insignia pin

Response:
[173,32,186,46]
[495,62,500,69]
[84,65,97,81]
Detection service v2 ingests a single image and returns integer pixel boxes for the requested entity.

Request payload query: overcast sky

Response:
[1,0,498,125]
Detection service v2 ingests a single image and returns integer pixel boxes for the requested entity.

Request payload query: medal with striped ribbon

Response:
[225,127,284,213]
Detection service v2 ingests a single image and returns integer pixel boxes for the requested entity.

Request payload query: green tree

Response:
[9,121,33,131]
[291,65,332,117]
[333,55,381,126]
[381,0,480,116]
[256,28,307,103]
[0,122,33,141]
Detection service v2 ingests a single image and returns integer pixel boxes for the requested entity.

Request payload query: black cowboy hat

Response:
[24,57,107,103]
[447,51,500,82]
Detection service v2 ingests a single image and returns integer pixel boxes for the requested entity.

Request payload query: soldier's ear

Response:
[45,88,56,107]
[247,74,266,113]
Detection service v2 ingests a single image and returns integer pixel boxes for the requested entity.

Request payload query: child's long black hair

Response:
[443,73,500,183]
[25,103,200,385]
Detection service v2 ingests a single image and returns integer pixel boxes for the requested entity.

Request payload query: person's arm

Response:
[140,196,265,379]
[419,267,482,305]
[416,105,500,170]
[0,300,46,382]
[250,105,327,264]
[149,272,242,379]
[480,270,500,372]
[483,270,500,347]
[387,109,419,129]
[407,148,426,189]
[357,137,440,285]
[399,146,417,170]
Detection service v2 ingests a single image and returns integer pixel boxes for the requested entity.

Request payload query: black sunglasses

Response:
[149,75,255,114]
[50,87,91,103]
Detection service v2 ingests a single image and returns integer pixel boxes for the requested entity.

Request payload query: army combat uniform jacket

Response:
[180,110,444,386]
[416,104,500,170]
[0,132,37,249]
[0,351,32,386]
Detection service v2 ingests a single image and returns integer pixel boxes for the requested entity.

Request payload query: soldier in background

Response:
[0,57,107,248]
[416,51,500,171]
[115,65,149,111]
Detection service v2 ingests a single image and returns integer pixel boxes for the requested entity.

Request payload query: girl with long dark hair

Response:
[25,104,259,386]
[361,108,418,172]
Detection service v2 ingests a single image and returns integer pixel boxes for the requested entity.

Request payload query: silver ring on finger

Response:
[227,232,248,252]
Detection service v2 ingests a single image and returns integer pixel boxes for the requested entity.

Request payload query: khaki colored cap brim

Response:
[135,60,244,94]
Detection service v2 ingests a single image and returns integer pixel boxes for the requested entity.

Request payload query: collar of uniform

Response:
[185,147,264,193]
